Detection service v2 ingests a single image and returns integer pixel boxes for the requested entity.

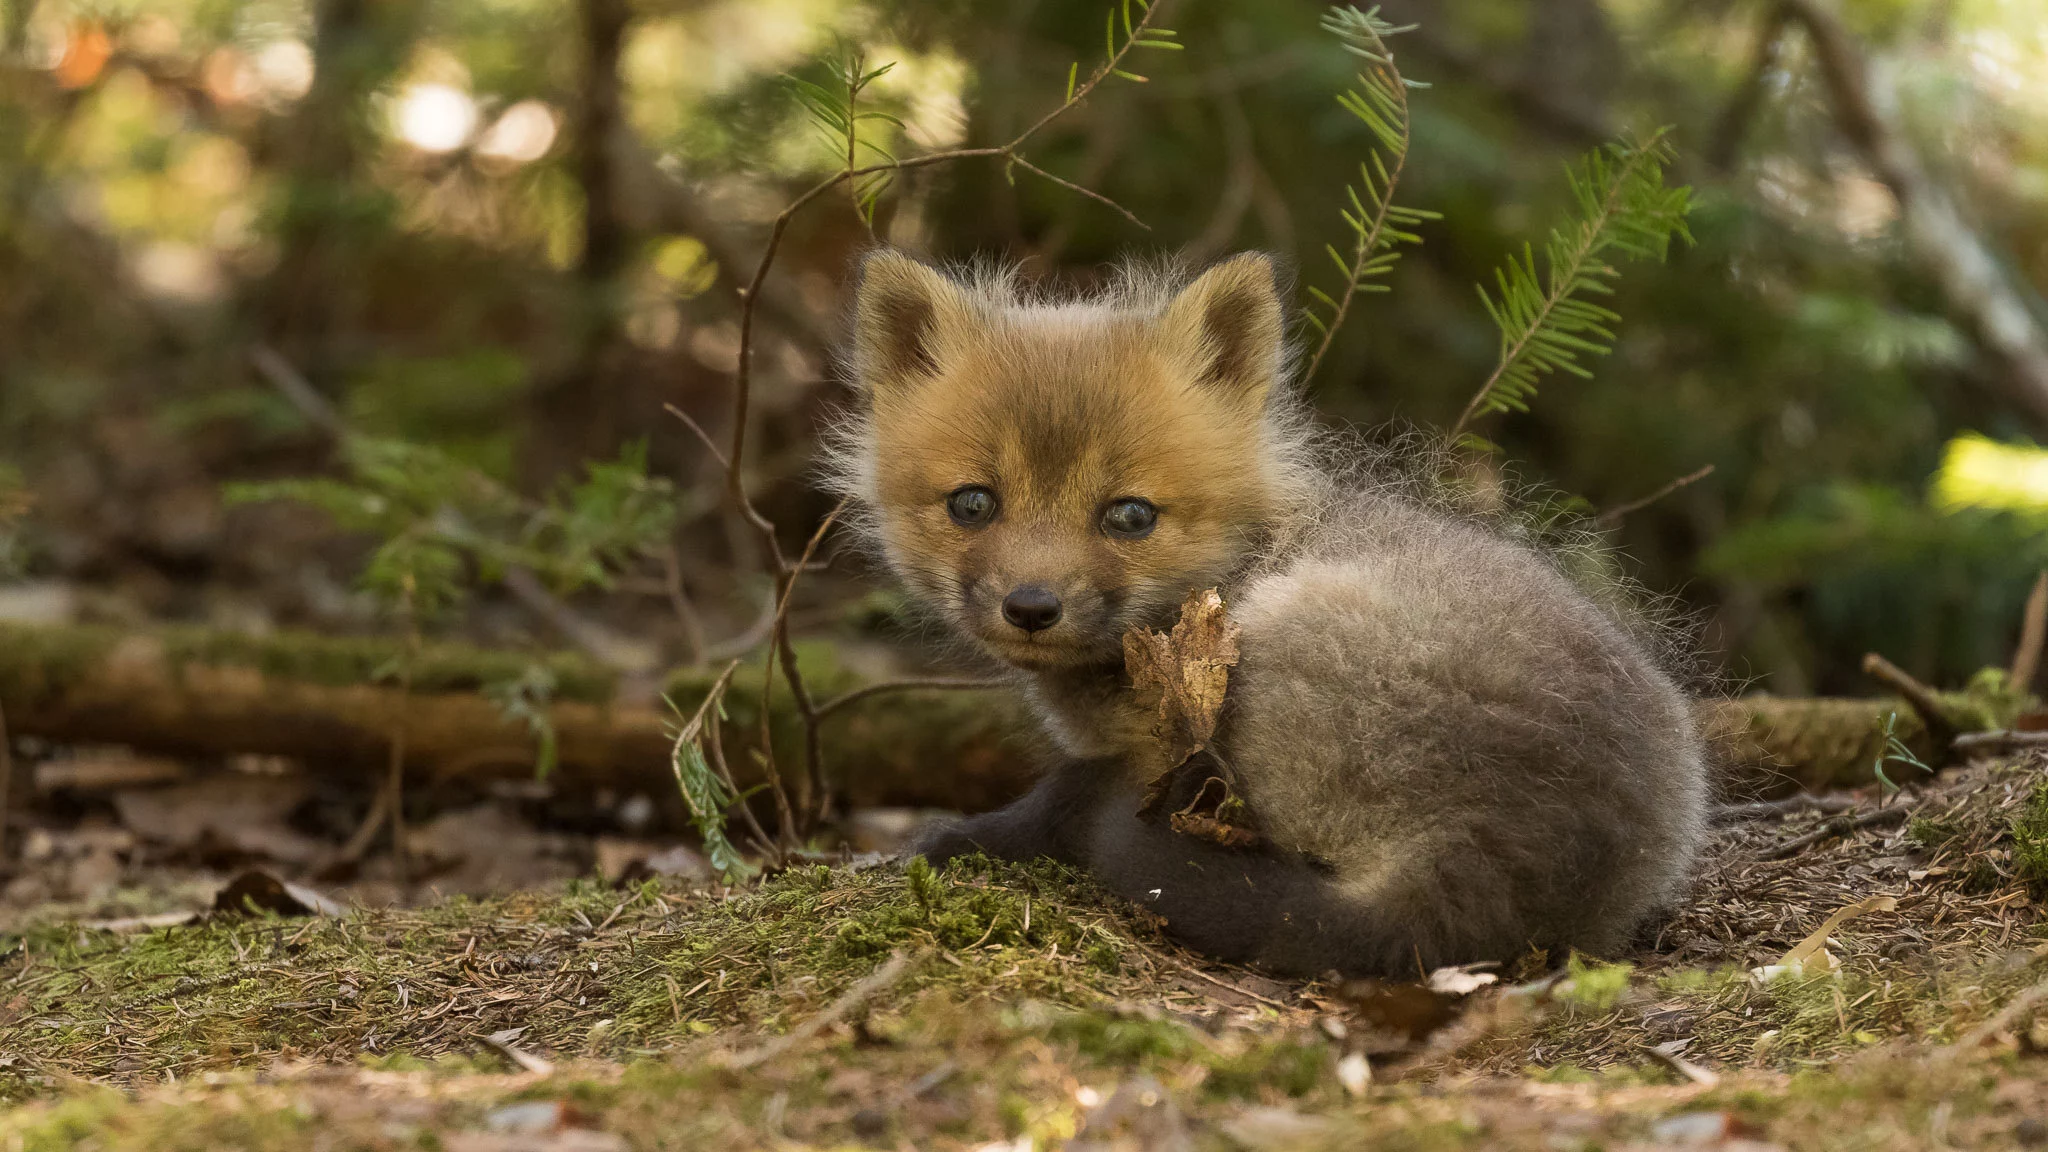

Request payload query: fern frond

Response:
[1450,129,1693,439]
[1302,5,1439,382]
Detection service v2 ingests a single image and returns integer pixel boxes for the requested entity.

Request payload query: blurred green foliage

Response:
[1,0,2047,694]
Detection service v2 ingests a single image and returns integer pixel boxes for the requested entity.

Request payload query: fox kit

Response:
[829,250,1707,977]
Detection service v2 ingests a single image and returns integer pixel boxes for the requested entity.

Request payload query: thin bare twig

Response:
[249,343,348,438]
[1707,6,1790,173]
[389,582,419,885]
[720,0,1169,535]
[814,677,1007,722]
[502,566,658,674]
[766,502,847,833]
[663,402,730,472]
[707,2,1169,850]
[319,778,392,876]
[1862,651,1958,754]
[662,546,708,666]
[1165,955,1292,1010]
[702,588,782,664]
[1595,464,1715,528]
[726,950,922,1069]
[1008,154,1149,230]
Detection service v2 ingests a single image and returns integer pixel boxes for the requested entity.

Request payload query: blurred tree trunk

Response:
[1782,0,2048,425]
[1517,0,1620,139]
[260,0,414,392]
[3,0,28,55]
[524,0,636,488]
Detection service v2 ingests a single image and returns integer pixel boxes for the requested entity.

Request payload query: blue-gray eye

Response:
[1102,498,1157,538]
[947,485,997,526]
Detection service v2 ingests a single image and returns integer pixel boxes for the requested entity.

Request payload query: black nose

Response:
[1001,585,1063,633]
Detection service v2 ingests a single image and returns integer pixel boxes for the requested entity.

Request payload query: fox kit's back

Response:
[828,250,1707,977]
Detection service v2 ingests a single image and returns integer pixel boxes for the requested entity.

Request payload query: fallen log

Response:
[0,622,1947,811]
[0,622,1039,813]
[1696,693,1935,796]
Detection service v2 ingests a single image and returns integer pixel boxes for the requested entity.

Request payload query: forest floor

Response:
[6,755,2048,1149]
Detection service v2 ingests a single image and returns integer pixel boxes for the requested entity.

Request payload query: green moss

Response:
[1204,1035,1329,1099]
[1907,815,1963,850]
[2010,778,2048,887]
[158,625,619,702]
[4,1088,321,1152]
[1554,954,1634,1013]
[1038,1007,1200,1064]
[0,857,1162,1105]
[0,621,121,703]
[0,621,620,703]
[609,855,1148,1047]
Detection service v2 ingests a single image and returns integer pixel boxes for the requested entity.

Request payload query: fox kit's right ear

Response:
[851,251,972,393]
[1160,253,1286,406]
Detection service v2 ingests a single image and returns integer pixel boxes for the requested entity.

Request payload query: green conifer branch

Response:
[1450,129,1693,440]
[1302,5,1439,382]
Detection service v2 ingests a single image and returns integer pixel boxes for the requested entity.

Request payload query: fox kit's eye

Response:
[1101,497,1158,539]
[946,485,998,527]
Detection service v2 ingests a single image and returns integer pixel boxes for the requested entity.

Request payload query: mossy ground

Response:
[13,762,2048,1147]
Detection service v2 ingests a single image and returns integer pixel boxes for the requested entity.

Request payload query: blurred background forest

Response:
[4,0,2048,697]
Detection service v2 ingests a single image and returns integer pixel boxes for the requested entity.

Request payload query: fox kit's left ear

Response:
[851,250,975,395]
[1161,253,1285,404]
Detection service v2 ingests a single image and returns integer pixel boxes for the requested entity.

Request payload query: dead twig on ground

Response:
[1941,973,2048,1062]
[1760,804,1911,861]
[1164,955,1292,1011]
[1952,729,2048,757]
[1713,793,1859,823]
[725,950,922,1070]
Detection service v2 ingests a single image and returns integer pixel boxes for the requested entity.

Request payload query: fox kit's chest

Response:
[1021,670,1159,766]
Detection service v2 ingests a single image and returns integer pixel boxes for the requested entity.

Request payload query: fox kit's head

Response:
[839,251,1305,670]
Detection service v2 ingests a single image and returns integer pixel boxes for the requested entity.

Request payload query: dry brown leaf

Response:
[1751,894,1899,980]
[1168,810,1263,849]
[1165,774,1264,849]
[1124,588,1241,795]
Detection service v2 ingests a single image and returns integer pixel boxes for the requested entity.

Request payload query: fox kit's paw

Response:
[906,818,990,867]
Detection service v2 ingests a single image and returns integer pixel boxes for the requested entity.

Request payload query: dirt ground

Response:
[7,750,2048,1149]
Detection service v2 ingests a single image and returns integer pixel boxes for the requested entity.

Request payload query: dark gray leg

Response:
[908,758,1113,866]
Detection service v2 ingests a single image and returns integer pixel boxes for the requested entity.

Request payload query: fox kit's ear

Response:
[1161,253,1285,404]
[852,251,973,393]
